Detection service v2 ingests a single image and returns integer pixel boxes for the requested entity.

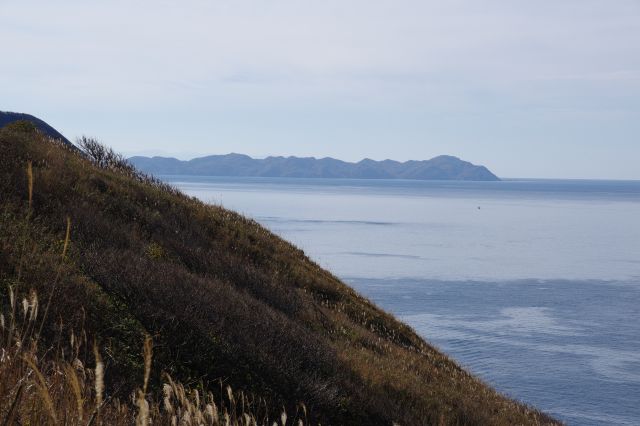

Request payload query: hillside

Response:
[0,121,554,425]
[0,111,72,146]
[129,153,500,181]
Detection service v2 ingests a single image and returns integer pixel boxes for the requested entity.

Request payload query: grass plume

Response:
[93,342,104,407]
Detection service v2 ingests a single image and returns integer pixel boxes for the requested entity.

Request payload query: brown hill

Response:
[0,121,556,425]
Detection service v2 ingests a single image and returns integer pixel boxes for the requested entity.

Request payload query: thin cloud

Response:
[1,0,639,178]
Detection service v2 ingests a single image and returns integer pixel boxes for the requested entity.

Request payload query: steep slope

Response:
[0,122,553,425]
[129,153,501,181]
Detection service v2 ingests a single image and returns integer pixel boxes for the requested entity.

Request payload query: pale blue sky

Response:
[1,0,639,179]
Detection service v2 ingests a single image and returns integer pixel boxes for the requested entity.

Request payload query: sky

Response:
[1,0,639,179]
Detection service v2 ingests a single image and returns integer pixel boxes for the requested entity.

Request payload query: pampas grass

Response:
[0,212,310,424]
[93,342,104,407]
[64,363,84,421]
[1,286,313,425]
[23,354,57,424]
[142,334,152,395]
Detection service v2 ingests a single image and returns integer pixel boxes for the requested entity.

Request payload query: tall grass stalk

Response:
[14,162,34,300]
[23,355,57,424]
[36,215,70,340]
[27,160,33,210]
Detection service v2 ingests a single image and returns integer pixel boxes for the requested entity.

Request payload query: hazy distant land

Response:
[0,111,499,182]
[129,153,500,181]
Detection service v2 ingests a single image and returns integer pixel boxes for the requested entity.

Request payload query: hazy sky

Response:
[2,0,639,179]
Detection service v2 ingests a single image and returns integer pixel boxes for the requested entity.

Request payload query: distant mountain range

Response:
[0,111,72,146]
[0,111,498,181]
[129,153,500,181]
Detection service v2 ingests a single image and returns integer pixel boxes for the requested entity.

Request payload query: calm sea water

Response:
[164,176,640,426]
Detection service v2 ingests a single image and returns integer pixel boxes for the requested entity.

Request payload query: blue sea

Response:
[165,176,640,426]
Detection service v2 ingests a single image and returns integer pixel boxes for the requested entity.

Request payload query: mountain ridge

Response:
[0,111,499,181]
[130,153,500,181]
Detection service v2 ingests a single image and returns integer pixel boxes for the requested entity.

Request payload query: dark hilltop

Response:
[0,111,72,146]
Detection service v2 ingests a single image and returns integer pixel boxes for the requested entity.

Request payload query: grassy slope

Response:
[0,123,557,425]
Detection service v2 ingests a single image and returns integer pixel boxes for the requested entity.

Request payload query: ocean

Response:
[164,176,640,425]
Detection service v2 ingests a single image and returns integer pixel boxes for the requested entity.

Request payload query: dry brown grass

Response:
[0,286,302,425]
[0,121,562,425]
